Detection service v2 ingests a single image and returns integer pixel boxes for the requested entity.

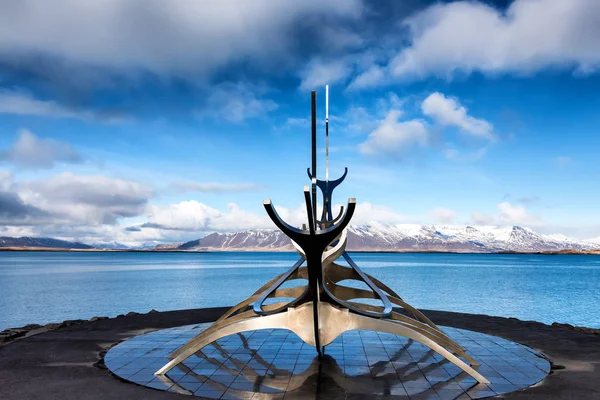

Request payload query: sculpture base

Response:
[105,323,550,399]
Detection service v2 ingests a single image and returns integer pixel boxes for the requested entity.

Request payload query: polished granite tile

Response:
[105,323,550,399]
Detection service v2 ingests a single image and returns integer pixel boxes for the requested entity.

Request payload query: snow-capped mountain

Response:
[92,241,165,250]
[91,241,135,250]
[177,223,599,253]
[2,225,596,252]
[346,223,593,252]
[178,230,293,251]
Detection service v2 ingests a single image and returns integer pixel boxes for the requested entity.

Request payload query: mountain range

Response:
[175,223,600,253]
[2,224,599,253]
[0,237,93,250]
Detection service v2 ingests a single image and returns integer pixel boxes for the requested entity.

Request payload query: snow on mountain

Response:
[91,241,135,250]
[583,236,600,245]
[177,224,599,253]
[179,229,293,251]
[91,241,164,250]
[2,224,594,252]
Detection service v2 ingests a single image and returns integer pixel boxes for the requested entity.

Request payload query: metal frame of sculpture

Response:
[155,88,489,385]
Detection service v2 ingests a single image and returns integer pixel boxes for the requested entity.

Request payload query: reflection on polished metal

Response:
[110,323,549,398]
[155,89,489,384]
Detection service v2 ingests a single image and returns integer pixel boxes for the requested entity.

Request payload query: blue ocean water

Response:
[0,251,599,331]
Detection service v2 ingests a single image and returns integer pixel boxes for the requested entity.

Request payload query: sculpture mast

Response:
[325,85,329,221]
[311,91,317,229]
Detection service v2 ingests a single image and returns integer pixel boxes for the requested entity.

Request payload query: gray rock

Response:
[552,322,600,335]
[62,319,86,327]
[89,316,109,322]
[21,324,42,330]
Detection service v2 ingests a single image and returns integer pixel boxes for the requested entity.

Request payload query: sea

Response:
[0,251,599,331]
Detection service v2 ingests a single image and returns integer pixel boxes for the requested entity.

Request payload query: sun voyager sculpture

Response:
[155,87,489,385]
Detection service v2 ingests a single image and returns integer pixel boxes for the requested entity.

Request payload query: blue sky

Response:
[1,0,600,245]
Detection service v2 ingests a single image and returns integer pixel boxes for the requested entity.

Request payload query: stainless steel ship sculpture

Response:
[155,87,489,384]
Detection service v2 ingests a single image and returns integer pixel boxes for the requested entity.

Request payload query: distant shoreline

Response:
[2,247,600,255]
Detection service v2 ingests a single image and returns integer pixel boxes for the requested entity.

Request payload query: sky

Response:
[1,0,600,245]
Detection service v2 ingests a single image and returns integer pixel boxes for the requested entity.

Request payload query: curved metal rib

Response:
[156,309,291,375]
[157,302,488,383]
[216,268,306,323]
[316,205,344,229]
[263,196,356,251]
[254,257,307,315]
[307,167,348,221]
[306,167,348,186]
[345,310,488,384]
[263,199,305,243]
[341,252,393,316]
[320,256,393,318]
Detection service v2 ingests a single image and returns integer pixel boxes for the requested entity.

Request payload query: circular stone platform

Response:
[105,323,550,399]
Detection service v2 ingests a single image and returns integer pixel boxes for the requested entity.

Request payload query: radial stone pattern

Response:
[105,323,550,399]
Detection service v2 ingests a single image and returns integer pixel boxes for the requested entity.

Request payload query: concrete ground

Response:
[0,307,598,400]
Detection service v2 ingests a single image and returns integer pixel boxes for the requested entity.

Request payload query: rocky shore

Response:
[551,322,600,336]
[2,310,598,348]
[0,309,159,346]
[1,307,600,399]
[4,310,600,348]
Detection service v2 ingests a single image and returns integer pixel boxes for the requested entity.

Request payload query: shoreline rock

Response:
[0,309,160,346]
[551,322,600,336]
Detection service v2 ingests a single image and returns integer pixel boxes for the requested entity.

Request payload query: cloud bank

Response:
[0,130,82,169]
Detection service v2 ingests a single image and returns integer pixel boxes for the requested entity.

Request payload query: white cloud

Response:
[0,170,12,191]
[198,82,278,123]
[169,181,265,193]
[471,210,495,225]
[333,92,491,161]
[0,90,129,123]
[119,199,409,241]
[319,26,364,51]
[497,202,542,226]
[358,110,429,155]
[346,66,386,91]
[430,207,457,224]
[471,202,543,227]
[20,173,152,225]
[0,1,363,76]
[325,92,404,138]
[145,200,316,232]
[255,201,407,228]
[350,202,407,225]
[422,92,493,139]
[0,130,82,169]
[444,146,489,162]
[300,58,353,90]
[390,0,600,80]
[267,203,309,229]
[145,201,270,232]
[0,171,37,223]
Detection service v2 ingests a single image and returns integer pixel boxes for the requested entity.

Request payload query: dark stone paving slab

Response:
[0,307,598,399]
[105,323,550,399]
